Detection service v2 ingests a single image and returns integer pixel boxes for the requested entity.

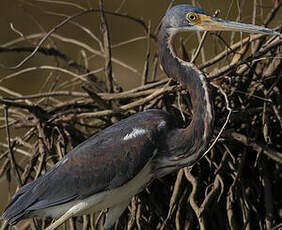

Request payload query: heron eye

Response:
[186,13,198,22]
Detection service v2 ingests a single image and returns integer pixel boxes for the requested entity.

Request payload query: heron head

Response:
[162,5,280,36]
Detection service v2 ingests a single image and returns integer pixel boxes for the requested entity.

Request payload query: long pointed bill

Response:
[200,16,280,35]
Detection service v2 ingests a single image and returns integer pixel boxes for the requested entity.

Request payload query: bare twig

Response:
[99,0,113,93]
[4,106,23,186]
[142,21,151,85]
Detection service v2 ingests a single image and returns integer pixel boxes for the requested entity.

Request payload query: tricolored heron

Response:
[2,4,280,230]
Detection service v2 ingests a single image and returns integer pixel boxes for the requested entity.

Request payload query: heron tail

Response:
[1,180,39,225]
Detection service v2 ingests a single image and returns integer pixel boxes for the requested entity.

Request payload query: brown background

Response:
[0,0,281,220]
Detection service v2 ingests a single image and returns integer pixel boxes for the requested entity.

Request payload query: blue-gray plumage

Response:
[2,4,279,230]
[3,110,176,225]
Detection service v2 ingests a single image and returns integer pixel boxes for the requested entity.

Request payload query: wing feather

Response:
[2,109,175,224]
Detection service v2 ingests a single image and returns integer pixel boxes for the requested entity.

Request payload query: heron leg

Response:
[44,202,88,230]
[103,200,130,230]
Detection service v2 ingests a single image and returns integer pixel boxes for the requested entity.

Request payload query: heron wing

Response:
[2,109,175,223]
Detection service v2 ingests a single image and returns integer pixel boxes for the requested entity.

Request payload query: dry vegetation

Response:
[0,1,281,230]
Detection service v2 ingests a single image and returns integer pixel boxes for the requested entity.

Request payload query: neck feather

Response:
[157,28,213,167]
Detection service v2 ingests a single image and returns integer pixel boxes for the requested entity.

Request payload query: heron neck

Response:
[158,29,213,165]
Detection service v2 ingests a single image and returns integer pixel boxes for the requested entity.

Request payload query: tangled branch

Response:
[0,1,281,230]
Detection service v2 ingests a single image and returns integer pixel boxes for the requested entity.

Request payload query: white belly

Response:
[31,160,153,218]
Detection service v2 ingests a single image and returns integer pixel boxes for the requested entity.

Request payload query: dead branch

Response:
[0,2,281,230]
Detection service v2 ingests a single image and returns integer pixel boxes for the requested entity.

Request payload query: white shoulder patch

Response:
[123,128,147,141]
[158,120,166,128]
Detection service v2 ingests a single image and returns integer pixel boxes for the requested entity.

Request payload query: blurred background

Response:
[0,0,280,91]
[0,0,281,228]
